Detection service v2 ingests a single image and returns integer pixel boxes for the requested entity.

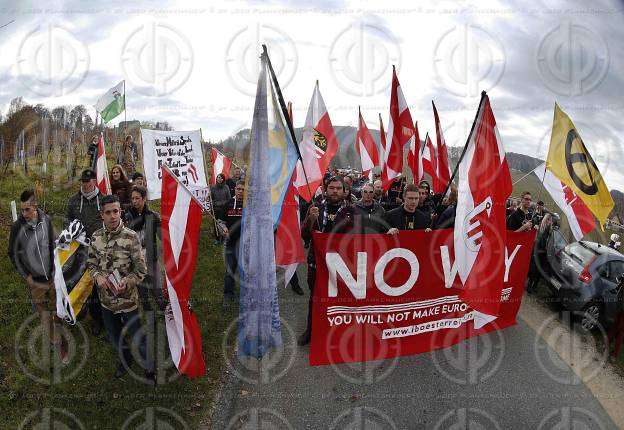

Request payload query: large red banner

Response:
[310,229,536,365]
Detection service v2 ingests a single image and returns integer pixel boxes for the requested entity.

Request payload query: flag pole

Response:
[512,169,535,186]
[437,91,488,210]
[262,44,314,201]
[123,80,127,126]
[200,131,224,237]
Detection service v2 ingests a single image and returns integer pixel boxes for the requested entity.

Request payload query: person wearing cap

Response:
[131,172,146,187]
[65,168,105,335]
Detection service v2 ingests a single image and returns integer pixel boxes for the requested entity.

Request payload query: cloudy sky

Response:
[1,0,623,187]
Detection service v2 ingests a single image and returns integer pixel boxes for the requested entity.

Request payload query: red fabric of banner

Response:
[310,229,535,366]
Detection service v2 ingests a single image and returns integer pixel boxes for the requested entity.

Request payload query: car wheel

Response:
[579,302,602,332]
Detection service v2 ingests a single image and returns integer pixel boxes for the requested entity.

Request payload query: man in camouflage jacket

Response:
[87,194,154,381]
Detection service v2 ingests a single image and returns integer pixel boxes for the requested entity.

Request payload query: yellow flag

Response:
[546,103,613,229]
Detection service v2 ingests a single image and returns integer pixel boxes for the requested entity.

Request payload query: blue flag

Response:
[238,51,295,358]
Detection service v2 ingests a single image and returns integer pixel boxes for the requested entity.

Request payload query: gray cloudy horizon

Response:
[1,0,623,187]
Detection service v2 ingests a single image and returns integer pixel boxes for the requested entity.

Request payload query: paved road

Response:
[211,266,617,429]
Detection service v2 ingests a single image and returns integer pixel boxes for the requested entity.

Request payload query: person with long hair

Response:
[526,213,553,295]
[211,173,231,244]
[110,164,132,207]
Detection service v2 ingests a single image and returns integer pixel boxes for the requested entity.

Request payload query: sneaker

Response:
[114,362,129,379]
[291,283,304,296]
[297,330,311,346]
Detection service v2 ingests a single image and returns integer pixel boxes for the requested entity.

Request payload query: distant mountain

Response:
[218,126,544,174]
[217,127,623,221]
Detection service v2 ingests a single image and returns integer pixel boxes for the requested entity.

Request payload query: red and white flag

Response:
[379,114,386,174]
[95,133,111,195]
[533,163,595,240]
[355,108,379,177]
[432,101,452,194]
[382,66,414,191]
[421,133,438,187]
[294,81,338,202]
[275,103,305,286]
[161,165,206,378]
[407,121,423,184]
[453,93,512,329]
[211,147,232,186]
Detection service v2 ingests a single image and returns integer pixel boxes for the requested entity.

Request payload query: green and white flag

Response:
[95,81,125,123]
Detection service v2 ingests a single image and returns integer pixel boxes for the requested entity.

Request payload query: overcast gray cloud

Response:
[1,0,623,188]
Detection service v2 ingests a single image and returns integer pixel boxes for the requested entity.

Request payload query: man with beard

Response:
[298,176,357,346]
[385,184,430,234]
[355,182,386,233]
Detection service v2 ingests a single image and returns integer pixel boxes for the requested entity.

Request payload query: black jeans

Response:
[88,285,103,325]
[101,308,154,372]
[304,263,316,334]
[224,244,239,298]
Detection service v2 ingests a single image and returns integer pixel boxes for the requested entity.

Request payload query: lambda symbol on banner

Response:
[463,197,493,252]
[565,129,599,195]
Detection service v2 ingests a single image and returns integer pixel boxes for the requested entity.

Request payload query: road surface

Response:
[209,268,620,429]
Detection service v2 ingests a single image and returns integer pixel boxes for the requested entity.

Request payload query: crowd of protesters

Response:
[10,140,624,380]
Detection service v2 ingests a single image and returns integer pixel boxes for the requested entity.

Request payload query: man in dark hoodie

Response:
[9,190,68,363]
[65,168,104,335]
[298,176,357,346]
[355,182,386,233]
[217,180,245,305]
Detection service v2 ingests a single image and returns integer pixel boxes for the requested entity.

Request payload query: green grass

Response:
[0,154,236,429]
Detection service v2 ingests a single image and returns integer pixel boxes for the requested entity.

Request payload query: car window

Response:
[609,261,624,283]
[566,242,598,266]
[552,230,567,253]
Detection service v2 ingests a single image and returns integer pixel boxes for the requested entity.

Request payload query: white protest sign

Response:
[141,129,207,200]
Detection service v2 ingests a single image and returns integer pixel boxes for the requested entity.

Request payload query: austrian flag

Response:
[161,166,206,378]
[453,92,512,329]
[355,108,379,177]
[211,147,232,186]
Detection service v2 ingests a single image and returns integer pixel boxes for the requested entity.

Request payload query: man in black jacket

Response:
[298,176,357,346]
[125,185,163,372]
[355,182,386,233]
[9,190,68,362]
[64,169,104,334]
[507,191,534,232]
[217,180,244,305]
[385,184,430,234]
